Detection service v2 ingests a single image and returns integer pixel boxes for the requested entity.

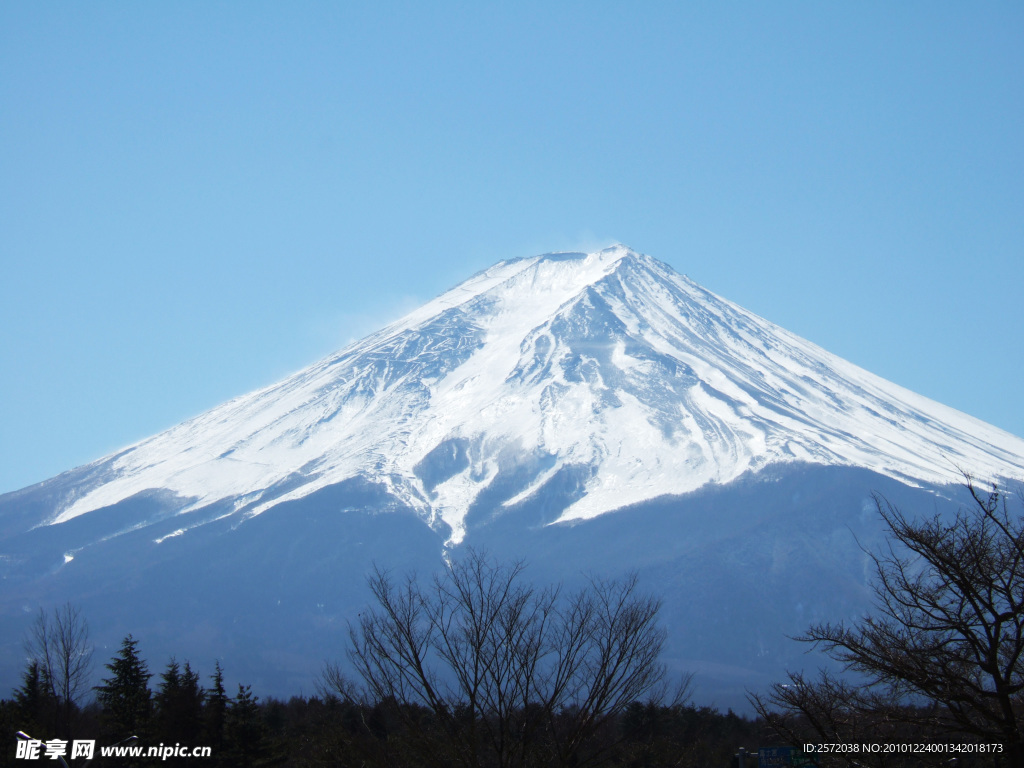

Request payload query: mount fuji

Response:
[2,246,1022,707]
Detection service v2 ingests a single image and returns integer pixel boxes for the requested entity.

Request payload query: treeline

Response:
[0,556,769,767]
[2,638,1006,768]
[2,633,248,767]
[0,632,764,767]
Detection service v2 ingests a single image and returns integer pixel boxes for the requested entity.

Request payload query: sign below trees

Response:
[759,747,794,768]
[759,746,818,768]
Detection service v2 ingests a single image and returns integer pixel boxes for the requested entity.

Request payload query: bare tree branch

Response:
[24,603,93,741]
[344,548,685,767]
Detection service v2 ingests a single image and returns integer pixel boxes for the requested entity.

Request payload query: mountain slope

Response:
[31,246,1024,546]
[2,245,1023,708]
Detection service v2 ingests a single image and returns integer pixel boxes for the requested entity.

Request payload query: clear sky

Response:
[2,2,1022,495]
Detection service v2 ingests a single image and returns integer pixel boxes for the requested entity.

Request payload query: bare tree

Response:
[754,474,1024,765]
[25,603,93,740]
[339,549,687,768]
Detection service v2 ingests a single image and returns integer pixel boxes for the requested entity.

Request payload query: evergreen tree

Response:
[224,684,266,765]
[203,661,228,765]
[154,657,180,744]
[158,658,180,695]
[155,658,204,745]
[95,634,152,740]
[13,660,53,737]
[178,661,205,743]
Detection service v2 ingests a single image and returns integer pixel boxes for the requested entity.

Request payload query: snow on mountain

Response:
[6,244,1024,710]
[44,245,1024,546]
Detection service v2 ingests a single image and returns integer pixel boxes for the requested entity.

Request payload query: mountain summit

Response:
[38,245,1024,545]
[3,245,1023,706]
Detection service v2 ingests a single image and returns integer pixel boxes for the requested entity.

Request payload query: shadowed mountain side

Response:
[0,481,445,697]
[0,462,999,711]
[464,463,968,708]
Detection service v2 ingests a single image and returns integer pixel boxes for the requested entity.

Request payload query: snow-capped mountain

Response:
[36,246,1024,545]
[2,245,1022,707]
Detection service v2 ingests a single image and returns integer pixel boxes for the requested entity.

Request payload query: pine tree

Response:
[224,684,266,765]
[179,662,205,743]
[95,634,152,740]
[154,657,180,744]
[155,658,204,745]
[203,661,228,764]
[13,660,53,736]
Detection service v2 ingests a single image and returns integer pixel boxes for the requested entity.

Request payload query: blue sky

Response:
[2,2,1022,494]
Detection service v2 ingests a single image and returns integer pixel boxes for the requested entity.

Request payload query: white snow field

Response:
[47,246,1024,546]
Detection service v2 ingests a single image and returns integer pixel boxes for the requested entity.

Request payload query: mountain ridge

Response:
[25,246,1023,547]
[3,244,1023,708]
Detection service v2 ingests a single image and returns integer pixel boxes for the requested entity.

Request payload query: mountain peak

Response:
[10,246,1020,709]
[27,247,1024,548]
